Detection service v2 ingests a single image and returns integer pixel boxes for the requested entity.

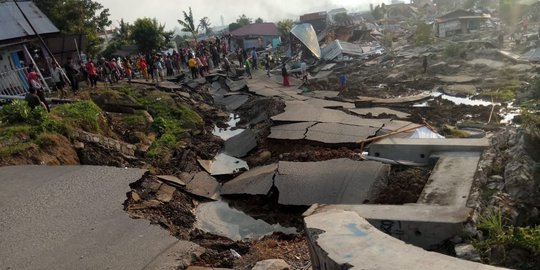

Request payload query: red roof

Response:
[230,23,280,37]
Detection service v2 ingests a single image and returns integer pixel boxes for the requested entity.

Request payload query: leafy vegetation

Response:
[415,22,432,46]
[118,85,202,163]
[277,19,294,40]
[473,209,540,269]
[131,18,174,55]
[51,101,103,133]
[229,14,252,32]
[34,0,111,55]
[178,7,200,44]
[444,43,466,58]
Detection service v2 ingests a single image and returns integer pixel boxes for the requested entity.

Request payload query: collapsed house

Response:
[434,9,491,38]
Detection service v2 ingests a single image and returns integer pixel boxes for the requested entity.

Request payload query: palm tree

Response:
[178,7,199,43]
[199,17,212,35]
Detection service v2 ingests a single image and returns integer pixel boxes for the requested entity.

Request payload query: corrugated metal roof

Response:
[321,40,363,60]
[230,23,279,37]
[0,1,59,42]
[290,23,321,59]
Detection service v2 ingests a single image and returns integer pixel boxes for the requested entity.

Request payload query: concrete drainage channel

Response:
[123,74,506,269]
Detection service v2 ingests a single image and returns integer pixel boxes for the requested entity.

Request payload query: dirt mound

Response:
[370,166,432,204]
[0,134,79,166]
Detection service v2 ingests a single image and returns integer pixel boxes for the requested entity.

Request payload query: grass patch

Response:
[118,84,202,162]
[472,209,540,269]
[444,43,466,58]
[0,142,36,158]
[51,101,102,133]
[122,110,148,127]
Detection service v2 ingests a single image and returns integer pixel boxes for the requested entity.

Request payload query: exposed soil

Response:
[0,134,79,166]
[370,165,433,205]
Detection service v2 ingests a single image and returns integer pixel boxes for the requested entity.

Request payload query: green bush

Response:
[444,43,466,58]
[1,100,33,124]
[415,22,432,46]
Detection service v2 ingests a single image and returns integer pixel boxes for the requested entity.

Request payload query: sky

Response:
[95,0,392,32]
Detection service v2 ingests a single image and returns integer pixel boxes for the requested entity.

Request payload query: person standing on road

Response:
[422,56,428,74]
[338,73,347,96]
[265,54,271,77]
[282,64,290,87]
[188,55,198,79]
[251,47,258,69]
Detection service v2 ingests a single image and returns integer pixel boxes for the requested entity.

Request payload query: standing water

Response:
[194,201,297,241]
[213,114,244,140]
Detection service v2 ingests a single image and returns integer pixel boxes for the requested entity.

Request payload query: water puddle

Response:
[500,102,521,124]
[199,153,249,175]
[413,92,499,107]
[213,114,244,140]
[194,200,297,241]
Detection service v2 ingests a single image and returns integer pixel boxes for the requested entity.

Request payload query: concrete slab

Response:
[418,152,482,206]
[443,84,477,96]
[156,183,176,202]
[348,107,411,118]
[268,122,316,140]
[436,75,478,84]
[198,153,249,176]
[368,138,489,164]
[307,204,472,249]
[302,90,339,99]
[157,175,186,187]
[356,93,431,104]
[275,159,389,205]
[0,165,185,270]
[215,94,249,111]
[305,122,379,144]
[223,129,257,158]
[304,209,506,270]
[226,79,248,92]
[221,164,278,195]
[304,98,355,109]
[186,171,221,200]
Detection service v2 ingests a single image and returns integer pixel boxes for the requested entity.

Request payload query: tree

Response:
[101,19,132,58]
[277,19,294,39]
[199,17,212,35]
[415,22,432,46]
[177,7,199,43]
[255,17,264,23]
[236,14,252,26]
[228,22,242,32]
[33,0,112,54]
[131,18,172,55]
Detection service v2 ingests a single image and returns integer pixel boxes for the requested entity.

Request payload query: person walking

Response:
[51,62,67,99]
[251,47,258,69]
[85,59,98,88]
[338,73,347,96]
[244,58,252,79]
[26,64,50,112]
[281,64,290,87]
[123,57,133,83]
[64,57,80,94]
[300,60,308,84]
[265,54,271,77]
[138,56,149,81]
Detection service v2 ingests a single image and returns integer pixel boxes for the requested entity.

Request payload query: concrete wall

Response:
[368,138,489,164]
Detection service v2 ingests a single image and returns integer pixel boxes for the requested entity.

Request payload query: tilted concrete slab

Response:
[304,209,506,270]
[356,92,431,104]
[0,165,192,270]
[348,107,411,118]
[186,171,221,200]
[304,98,355,109]
[215,94,250,111]
[275,159,389,205]
[306,204,472,249]
[223,129,257,158]
[221,163,278,195]
[198,153,249,176]
[368,138,490,164]
[269,122,316,140]
[305,122,379,144]
[418,152,482,207]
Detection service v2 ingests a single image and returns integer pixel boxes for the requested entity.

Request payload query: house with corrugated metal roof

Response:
[0,1,60,98]
[230,23,281,50]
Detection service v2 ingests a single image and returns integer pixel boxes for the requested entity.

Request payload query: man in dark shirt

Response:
[64,57,80,94]
[25,87,44,110]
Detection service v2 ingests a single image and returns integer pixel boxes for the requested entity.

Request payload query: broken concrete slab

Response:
[436,75,478,84]
[418,152,482,207]
[443,84,477,96]
[221,164,278,195]
[306,204,473,249]
[252,259,291,270]
[186,171,221,200]
[157,175,187,187]
[304,209,505,270]
[275,159,389,205]
[368,138,489,164]
[198,153,249,176]
[304,98,355,109]
[223,129,257,158]
[302,90,339,99]
[226,79,248,92]
[355,92,431,105]
[144,241,205,270]
[468,58,505,69]
[156,183,176,202]
[218,94,250,111]
[269,122,316,140]
[348,107,410,118]
[0,165,184,270]
[305,122,379,144]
